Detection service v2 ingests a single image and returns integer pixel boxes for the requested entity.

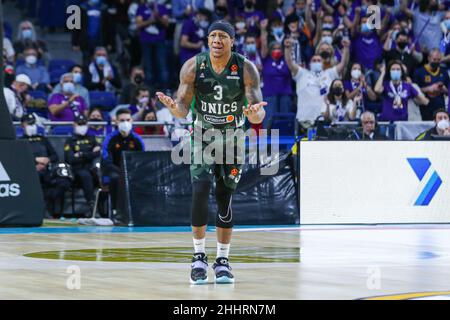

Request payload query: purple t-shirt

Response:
[239,10,265,34]
[379,81,418,121]
[136,4,169,43]
[262,56,293,97]
[179,18,204,64]
[352,32,382,70]
[48,94,88,121]
[344,80,368,99]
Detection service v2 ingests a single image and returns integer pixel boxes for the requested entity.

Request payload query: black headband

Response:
[208,20,235,38]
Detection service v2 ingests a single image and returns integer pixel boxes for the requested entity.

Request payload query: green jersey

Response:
[192,51,247,130]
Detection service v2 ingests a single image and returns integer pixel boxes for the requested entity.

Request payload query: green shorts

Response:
[190,128,245,190]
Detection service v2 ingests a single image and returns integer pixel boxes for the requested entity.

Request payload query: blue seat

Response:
[50,69,66,85]
[28,90,48,100]
[16,125,45,138]
[89,91,117,111]
[51,126,74,136]
[48,59,76,73]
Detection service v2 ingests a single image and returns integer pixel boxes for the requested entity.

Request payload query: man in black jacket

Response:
[64,114,101,213]
[20,114,71,217]
[416,109,450,140]
[347,111,388,140]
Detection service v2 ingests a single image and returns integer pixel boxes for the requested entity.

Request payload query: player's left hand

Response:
[243,102,267,117]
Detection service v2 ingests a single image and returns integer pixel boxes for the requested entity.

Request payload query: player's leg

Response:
[213,177,237,284]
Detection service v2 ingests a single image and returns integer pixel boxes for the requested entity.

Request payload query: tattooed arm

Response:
[156,57,196,119]
[243,59,267,124]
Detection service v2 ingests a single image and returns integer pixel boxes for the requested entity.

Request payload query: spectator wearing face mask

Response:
[13,20,48,62]
[119,66,146,105]
[128,86,153,121]
[284,13,314,65]
[267,17,285,45]
[344,62,378,113]
[233,17,248,53]
[413,49,450,121]
[416,109,450,140]
[134,110,165,135]
[20,113,71,217]
[179,9,211,66]
[50,65,90,108]
[323,79,357,122]
[212,0,231,22]
[15,47,51,92]
[313,10,335,47]
[315,41,338,70]
[284,36,349,127]
[272,0,288,23]
[240,33,262,72]
[351,8,391,71]
[86,47,122,92]
[64,114,101,215]
[101,108,145,212]
[260,20,293,128]
[383,31,418,77]
[375,60,429,121]
[87,107,106,136]
[3,74,31,121]
[48,73,89,122]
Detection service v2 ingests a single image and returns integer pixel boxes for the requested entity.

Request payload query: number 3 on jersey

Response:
[213,85,223,101]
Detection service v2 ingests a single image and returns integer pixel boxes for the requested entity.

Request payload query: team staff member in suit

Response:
[101,109,145,212]
[64,114,101,214]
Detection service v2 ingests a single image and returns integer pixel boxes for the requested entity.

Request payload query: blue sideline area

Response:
[0,225,298,235]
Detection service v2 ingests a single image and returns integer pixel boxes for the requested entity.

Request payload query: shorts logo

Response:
[204,115,235,125]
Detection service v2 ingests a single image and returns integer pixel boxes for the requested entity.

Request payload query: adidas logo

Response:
[0,162,21,198]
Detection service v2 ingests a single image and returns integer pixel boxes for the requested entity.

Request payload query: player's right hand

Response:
[156,92,177,112]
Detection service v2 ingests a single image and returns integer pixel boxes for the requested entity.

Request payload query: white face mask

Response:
[25,55,37,65]
[118,121,132,134]
[351,69,362,80]
[321,36,333,45]
[310,62,323,73]
[75,125,88,136]
[139,97,149,105]
[437,119,450,131]
[25,124,37,136]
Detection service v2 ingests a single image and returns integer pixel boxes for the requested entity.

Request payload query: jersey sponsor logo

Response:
[204,114,235,125]
[200,101,238,115]
[0,162,21,198]
[226,76,240,80]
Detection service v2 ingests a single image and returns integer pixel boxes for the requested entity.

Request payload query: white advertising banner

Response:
[300,141,450,224]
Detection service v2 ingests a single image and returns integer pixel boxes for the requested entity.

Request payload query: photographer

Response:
[20,114,71,217]
[64,115,101,215]
[48,73,88,121]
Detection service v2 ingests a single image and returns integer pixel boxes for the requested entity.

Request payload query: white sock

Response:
[217,242,230,259]
[193,238,206,254]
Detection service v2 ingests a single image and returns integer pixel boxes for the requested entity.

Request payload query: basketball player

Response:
[156,20,266,284]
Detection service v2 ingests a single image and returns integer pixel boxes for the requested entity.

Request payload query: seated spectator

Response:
[87,107,106,136]
[344,62,378,113]
[15,47,51,92]
[13,20,48,62]
[48,73,89,121]
[20,114,71,217]
[179,8,211,66]
[3,74,31,121]
[323,79,357,122]
[260,20,293,128]
[134,110,165,135]
[51,65,90,108]
[284,36,349,128]
[375,60,429,121]
[119,66,146,105]
[413,49,449,121]
[101,109,145,213]
[64,114,102,215]
[85,47,121,92]
[129,86,154,121]
[416,109,450,140]
[347,111,388,140]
